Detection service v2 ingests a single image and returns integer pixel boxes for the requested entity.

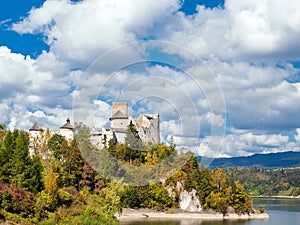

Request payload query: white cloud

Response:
[164,0,300,60]
[295,129,300,143]
[13,0,182,66]
[0,46,76,130]
[1,0,300,158]
[194,131,295,158]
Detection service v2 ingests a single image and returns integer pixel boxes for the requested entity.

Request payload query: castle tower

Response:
[109,102,129,143]
[59,118,74,141]
[28,122,41,156]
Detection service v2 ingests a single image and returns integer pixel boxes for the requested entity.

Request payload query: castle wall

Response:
[110,118,129,131]
[90,128,115,149]
[135,114,160,144]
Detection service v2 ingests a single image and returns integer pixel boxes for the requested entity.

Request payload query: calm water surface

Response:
[121,198,300,225]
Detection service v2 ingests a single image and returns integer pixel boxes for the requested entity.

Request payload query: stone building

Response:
[109,102,160,144]
[28,118,74,156]
[28,102,160,152]
[90,102,160,149]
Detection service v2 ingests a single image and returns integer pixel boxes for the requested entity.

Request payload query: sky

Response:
[1,0,300,158]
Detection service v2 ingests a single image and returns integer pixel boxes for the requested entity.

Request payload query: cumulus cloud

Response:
[0,46,75,130]
[295,129,300,143]
[163,0,300,61]
[209,59,300,130]
[194,130,297,158]
[12,0,182,66]
[1,0,300,157]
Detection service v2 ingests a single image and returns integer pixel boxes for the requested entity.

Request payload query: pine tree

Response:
[0,131,14,183]
[11,131,31,187]
[124,121,144,164]
[26,155,44,194]
[60,140,84,188]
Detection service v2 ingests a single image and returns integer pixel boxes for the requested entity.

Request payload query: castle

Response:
[28,118,74,156]
[90,102,160,148]
[29,102,160,154]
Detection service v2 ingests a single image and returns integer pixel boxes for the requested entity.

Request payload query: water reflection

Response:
[252,197,300,212]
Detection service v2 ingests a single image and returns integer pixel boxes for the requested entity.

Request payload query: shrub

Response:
[0,182,36,218]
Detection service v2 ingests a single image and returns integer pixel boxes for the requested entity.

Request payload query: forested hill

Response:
[198,151,300,169]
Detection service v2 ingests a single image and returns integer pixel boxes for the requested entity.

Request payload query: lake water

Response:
[121,197,300,225]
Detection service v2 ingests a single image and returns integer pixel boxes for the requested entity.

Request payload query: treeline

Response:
[0,129,119,225]
[120,156,253,215]
[0,123,254,225]
[228,167,300,196]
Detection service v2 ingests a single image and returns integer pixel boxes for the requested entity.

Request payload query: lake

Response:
[121,197,300,225]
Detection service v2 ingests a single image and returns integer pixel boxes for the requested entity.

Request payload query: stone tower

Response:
[109,102,160,144]
[109,102,130,143]
[59,118,74,141]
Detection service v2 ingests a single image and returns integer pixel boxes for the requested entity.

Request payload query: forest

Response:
[0,123,252,225]
[229,167,300,196]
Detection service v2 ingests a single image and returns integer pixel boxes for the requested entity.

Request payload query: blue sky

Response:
[0,0,225,57]
[1,0,300,158]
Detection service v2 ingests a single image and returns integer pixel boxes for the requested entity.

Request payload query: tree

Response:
[27,155,44,194]
[198,167,214,205]
[211,168,228,193]
[47,134,65,160]
[0,131,14,183]
[205,191,229,215]
[124,121,144,164]
[11,131,31,188]
[231,181,252,214]
[45,162,60,200]
[182,156,201,191]
[0,124,5,131]
[60,140,84,188]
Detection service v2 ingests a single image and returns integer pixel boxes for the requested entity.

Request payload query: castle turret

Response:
[29,122,40,131]
[28,122,42,156]
[109,102,129,143]
[59,118,74,141]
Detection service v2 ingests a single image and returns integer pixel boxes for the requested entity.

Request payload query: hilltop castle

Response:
[29,102,160,154]
[90,102,160,148]
[28,118,74,156]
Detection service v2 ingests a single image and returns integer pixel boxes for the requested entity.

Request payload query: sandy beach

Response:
[117,208,269,222]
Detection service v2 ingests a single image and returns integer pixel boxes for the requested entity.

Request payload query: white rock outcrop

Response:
[179,189,202,212]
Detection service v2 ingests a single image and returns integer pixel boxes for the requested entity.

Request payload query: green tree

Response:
[60,140,84,188]
[11,131,31,188]
[198,167,214,205]
[124,121,144,164]
[47,134,65,160]
[211,168,228,193]
[231,181,252,214]
[0,131,14,183]
[182,156,201,191]
[27,155,44,194]
[205,191,229,215]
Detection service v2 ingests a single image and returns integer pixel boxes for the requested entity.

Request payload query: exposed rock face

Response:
[179,189,202,212]
[165,181,202,212]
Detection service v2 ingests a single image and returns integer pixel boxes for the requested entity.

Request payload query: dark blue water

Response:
[121,198,300,225]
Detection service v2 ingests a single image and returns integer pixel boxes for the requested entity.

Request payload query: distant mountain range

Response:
[198,151,300,169]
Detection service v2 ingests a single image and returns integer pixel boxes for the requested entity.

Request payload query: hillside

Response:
[199,151,300,169]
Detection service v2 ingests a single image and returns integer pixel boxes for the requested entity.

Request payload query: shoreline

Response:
[118,208,269,222]
[251,195,300,199]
